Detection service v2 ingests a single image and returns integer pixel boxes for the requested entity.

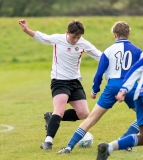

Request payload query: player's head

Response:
[111,21,131,39]
[66,20,84,45]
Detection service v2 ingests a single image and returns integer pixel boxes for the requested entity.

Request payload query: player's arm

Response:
[122,59,143,91]
[115,89,126,102]
[19,19,35,37]
[82,39,102,61]
[87,45,102,61]
[139,52,143,59]
[91,53,109,98]
[116,58,143,102]
[19,19,59,45]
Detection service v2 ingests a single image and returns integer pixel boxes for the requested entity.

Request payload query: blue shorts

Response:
[97,78,137,109]
[135,97,143,126]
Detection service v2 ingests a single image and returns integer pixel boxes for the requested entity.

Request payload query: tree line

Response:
[0,0,143,17]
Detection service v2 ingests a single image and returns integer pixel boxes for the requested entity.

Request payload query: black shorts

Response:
[51,79,86,102]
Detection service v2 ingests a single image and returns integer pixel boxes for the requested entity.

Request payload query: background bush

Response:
[0,0,143,17]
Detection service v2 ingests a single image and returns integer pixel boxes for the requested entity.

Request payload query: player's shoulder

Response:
[50,33,65,38]
[104,43,116,54]
[50,33,66,43]
[78,36,94,46]
[130,42,142,51]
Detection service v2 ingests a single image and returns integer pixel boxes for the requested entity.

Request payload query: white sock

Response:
[65,147,71,151]
[108,140,118,153]
[108,143,113,153]
[45,136,53,143]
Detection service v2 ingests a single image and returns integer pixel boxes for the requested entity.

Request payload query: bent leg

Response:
[69,99,89,120]
[62,109,80,121]
[60,99,89,121]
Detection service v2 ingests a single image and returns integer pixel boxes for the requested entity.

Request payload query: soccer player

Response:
[19,19,102,150]
[96,57,143,160]
[57,21,143,154]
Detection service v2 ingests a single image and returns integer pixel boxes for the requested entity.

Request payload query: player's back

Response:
[104,39,142,80]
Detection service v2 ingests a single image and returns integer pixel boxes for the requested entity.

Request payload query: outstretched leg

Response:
[57,104,108,154]
[119,119,139,151]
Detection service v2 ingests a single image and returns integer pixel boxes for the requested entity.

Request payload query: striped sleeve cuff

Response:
[120,87,128,93]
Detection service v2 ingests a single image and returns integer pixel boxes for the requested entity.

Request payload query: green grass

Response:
[0,67,140,160]
[0,17,143,160]
[1,16,143,63]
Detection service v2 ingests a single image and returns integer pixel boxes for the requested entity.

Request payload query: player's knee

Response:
[77,111,89,120]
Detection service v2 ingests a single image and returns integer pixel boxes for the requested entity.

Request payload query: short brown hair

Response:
[111,21,131,38]
[67,20,84,35]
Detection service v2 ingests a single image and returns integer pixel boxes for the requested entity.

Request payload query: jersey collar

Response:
[115,39,130,43]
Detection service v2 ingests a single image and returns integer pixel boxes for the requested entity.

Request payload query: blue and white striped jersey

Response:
[121,58,143,100]
[92,39,143,94]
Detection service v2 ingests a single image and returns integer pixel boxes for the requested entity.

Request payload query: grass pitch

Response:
[0,16,143,160]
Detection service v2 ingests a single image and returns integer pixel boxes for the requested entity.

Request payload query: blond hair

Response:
[111,21,131,38]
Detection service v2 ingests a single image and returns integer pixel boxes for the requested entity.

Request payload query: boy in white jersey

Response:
[96,58,143,160]
[57,21,143,154]
[19,19,102,150]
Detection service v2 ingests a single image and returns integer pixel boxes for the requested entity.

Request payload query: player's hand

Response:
[115,90,126,102]
[90,92,96,99]
[19,19,28,31]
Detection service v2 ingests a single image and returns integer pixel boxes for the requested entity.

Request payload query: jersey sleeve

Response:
[92,53,109,94]
[140,52,143,59]
[82,39,102,61]
[121,58,143,93]
[33,31,59,45]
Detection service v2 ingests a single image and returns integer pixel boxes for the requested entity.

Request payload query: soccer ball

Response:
[77,132,94,148]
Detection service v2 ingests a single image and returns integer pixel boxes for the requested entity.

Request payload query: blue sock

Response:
[121,120,139,138]
[67,127,86,150]
[118,134,138,150]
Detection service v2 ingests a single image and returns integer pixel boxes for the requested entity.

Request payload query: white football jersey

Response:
[34,31,101,80]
